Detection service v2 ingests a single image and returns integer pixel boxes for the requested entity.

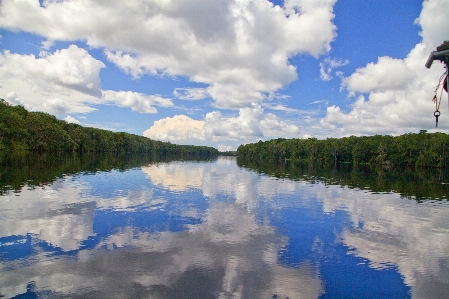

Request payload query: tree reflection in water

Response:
[0,155,448,298]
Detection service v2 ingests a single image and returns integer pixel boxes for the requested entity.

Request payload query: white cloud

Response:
[143,114,205,142]
[102,90,173,114]
[5,91,30,110]
[0,0,337,109]
[41,39,54,50]
[263,103,312,114]
[173,88,210,101]
[38,45,104,97]
[322,0,449,136]
[309,100,327,105]
[0,45,105,114]
[319,57,349,81]
[43,98,69,115]
[143,104,300,144]
[417,0,449,48]
[342,57,416,93]
[204,103,301,141]
[260,112,300,136]
[0,45,173,117]
[218,144,234,152]
[64,115,81,124]
[204,106,264,139]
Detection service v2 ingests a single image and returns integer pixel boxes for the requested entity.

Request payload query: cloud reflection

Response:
[315,185,449,298]
[1,157,449,298]
[0,159,323,298]
[0,181,95,251]
[142,161,205,192]
[1,199,323,299]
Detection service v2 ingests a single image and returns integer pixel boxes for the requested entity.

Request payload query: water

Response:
[1,155,449,298]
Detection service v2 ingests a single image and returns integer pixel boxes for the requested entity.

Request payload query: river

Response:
[1,155,448,298]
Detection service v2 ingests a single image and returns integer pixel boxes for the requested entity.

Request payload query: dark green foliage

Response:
[237,158,449,202]
[0,151,217,195]
[219,151,237,156]
[0,99,218,157]
[0,100,29,150]
[237,132,449,168]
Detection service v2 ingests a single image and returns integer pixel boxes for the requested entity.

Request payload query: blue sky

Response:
[0,0,448,151]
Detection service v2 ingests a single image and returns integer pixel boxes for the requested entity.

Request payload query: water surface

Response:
[1,155,448,298]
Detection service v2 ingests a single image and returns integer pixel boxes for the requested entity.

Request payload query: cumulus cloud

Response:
[143,115,205,142]
[218,144,234,152]
[0,45,105,114]
[204,107,264,139]
[342,57,416,93]
[143,104,300,144]
[0,44,174,117]
[0,0,337,108]
[322,0,449,135]
[102,90,173,114]
[203,104,300,141]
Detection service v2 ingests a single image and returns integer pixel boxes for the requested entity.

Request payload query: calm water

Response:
[1,156,449,298]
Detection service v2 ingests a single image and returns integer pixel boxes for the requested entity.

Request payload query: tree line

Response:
[0,99,218,157]
[237,131,449,168]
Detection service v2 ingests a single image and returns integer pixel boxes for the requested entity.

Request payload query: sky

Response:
[0,0,448,151]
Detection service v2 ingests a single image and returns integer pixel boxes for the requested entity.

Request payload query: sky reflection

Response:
[1,157,448,298]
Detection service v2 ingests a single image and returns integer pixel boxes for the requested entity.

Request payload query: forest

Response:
[0,99,218,157]
[237,131,449,168]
